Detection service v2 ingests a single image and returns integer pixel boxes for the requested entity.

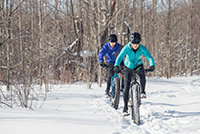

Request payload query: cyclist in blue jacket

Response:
[98,34,124,96]
[114,32,155,114]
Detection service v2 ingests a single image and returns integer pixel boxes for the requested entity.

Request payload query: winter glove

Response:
[114,66,120,73]
[100,62,107,67]
[148,66,155,71]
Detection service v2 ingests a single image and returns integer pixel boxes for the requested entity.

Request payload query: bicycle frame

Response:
[109,73,120,95]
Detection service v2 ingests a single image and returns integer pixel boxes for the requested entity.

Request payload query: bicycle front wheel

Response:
[110,77,120,110]
[130,83,140,125]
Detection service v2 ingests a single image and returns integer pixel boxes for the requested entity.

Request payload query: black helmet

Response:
[130,32,141,44]
[108,34,117,42]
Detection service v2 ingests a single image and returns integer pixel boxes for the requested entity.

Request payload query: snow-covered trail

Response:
[0,76,200,134]
[90,76,200,134]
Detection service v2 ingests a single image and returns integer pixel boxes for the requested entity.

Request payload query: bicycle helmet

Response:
[130,32,141,44]
[108,34,118,42]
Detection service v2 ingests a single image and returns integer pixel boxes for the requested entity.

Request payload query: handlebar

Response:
[121,69,152,74]
[101,63,153,74]
[144,69,154,73]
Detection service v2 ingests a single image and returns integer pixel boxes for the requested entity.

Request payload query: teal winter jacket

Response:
[115,42,155,69]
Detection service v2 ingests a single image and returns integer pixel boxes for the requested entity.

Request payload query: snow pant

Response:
[123,64,146,108]
[106,63,114,91]
[106,63,124,91]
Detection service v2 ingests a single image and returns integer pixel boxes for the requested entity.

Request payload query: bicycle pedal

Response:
[123,113,130,116]
[141,96,146,99]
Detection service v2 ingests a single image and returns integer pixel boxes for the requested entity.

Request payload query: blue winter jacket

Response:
[98,42,123,64]
[115,42,155,69]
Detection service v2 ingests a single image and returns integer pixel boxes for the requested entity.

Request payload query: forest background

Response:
[0,0,200,108]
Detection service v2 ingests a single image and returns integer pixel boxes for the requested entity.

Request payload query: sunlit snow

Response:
[1,76,200,134]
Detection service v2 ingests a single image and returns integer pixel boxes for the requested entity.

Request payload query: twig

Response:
[0,101,12,108]
[56,104,61,111]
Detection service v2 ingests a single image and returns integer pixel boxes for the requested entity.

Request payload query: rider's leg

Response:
[123,66,132,109]
[121,75,124,90]
[135,64,146,94]
[106,63,114,92]
[120,65,124,90]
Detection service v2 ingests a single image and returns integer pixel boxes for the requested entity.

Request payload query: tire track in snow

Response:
[89,97,152,134]
[89,77,200,134]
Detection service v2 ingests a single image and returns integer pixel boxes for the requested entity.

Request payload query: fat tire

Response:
[138,84,141,106]
[111,77,120,110]
[130,84,140,125]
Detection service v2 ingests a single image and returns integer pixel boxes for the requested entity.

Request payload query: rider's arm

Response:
[142,45,155,66]
[98,45,107,63]
[114,45,127,67]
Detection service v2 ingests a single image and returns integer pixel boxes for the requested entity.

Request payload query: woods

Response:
[0,0,200,108]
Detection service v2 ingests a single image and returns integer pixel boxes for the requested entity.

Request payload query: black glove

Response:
[148,66,155,71]
[114,66,120,73]
[100,62,107,67]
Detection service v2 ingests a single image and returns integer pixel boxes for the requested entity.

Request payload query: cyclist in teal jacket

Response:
[114,32,155,114]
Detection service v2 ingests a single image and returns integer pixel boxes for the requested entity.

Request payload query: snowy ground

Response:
[1,76,200,134]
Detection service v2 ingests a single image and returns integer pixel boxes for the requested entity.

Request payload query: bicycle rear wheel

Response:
[130,83,140,125]
[110,77,120,110]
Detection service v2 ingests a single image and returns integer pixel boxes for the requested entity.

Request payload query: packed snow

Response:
[1,76,200,134]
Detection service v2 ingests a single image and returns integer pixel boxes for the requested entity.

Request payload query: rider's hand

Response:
[114,66,120,73]
[149,66,155,71]
[100,62,107,67]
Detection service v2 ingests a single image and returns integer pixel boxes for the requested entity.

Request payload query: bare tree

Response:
[189,0,194,76]
[38,0,43,86]
[98,0,102,87]
[6,0,11,91]
[166,0,172,78]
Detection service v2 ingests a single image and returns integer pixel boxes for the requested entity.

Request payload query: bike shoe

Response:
[141,93,146,99]
[105,90,110,97]
[122,107,129,116]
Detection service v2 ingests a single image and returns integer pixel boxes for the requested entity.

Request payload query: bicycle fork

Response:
[109,73,120,96]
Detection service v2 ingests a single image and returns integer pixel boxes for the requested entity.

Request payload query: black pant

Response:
[123,64,146,108]
[106,63,114,90]
[106,63,124,91]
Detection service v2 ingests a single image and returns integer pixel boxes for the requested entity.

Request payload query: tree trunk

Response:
[185,22,189,77]
[166,0,171,79]
[38,0,43,87]
[115,0,119,34]
[30,0,34,84]
[98,0,102,87]
[179,47,182,77]
[108,0,112,34]
[119,0,125,45]
[189,0,194,76]
[6,0,10,91]
[87,0,91,88]
[151,0,155,77]
[63,0,69,84]
[197,41,200,75]
[19,0,24,85]
[132,0,136,32]
[140,0,144,35]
